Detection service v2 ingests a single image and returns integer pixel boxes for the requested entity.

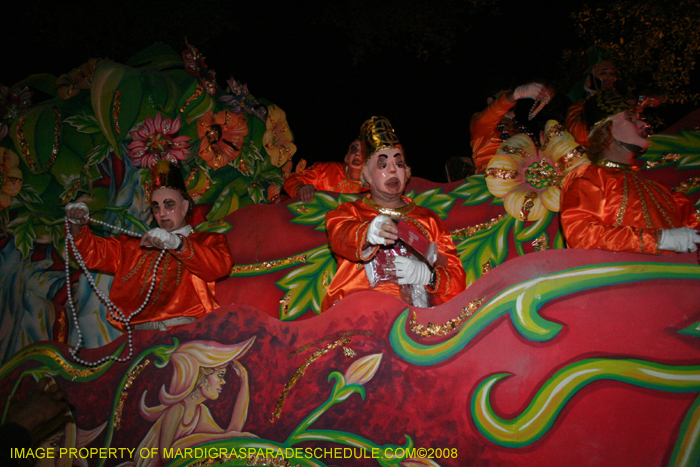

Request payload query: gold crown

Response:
[359,116,401,158]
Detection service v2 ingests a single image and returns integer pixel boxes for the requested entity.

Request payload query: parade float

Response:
[1,43,699,466]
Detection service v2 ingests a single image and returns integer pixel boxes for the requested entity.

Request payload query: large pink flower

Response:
[0,148,23,209]
[127,113,191,168]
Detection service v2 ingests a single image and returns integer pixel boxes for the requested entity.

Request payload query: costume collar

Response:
[171,225,193,237]
[595,159,637,171]
[362,194,414,218]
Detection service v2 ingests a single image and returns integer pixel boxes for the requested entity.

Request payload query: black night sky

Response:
[3,0,696,182]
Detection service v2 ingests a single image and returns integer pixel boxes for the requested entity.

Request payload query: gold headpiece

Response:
[359,116,402,158]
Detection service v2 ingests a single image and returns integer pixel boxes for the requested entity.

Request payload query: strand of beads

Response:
[64,216,165,367]
[498,117,538,146]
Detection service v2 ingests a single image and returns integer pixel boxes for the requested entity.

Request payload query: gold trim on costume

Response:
[595,159,635,171]
[362,195,415,218]
[614,173,629,227]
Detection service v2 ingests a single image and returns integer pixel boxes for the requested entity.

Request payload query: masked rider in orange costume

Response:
[322,116,466,311]
[561,90,700,254]
[283,139,369,203]
[65,160,233,331]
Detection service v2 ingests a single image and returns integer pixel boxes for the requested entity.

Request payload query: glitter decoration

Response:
[519,191,538,221]
[113,90,121,135]
[14,347,106,378]
[295,205,309,214]
[229,254,307,276]
[673,176,700,194]
[280,292,292,316]
[643,152,682,169]
[288,330,373,358]
[409,298,485,337]
[247,455,301,467]
[185,167,211,197]
[499,145,530,159]
[532,234,549,252]
[484,167,518,179]
[322,270,329,288]
[482,261,492,275]
[16,107,62,174]
[451,214,507,239]
[179,84,205,114]
[113,359,150,430]
[270,337,353,422]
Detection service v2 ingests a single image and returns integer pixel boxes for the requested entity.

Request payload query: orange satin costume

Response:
[73,225,233,330]
[321,195,466,311]
[470,93,517,174]
[561,161,700,254]
[283,161,368,197]
[564,100,589,147]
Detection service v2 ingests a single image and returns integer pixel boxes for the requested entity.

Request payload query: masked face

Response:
[344,140,364,169]
[611,111,650,152]
[363,147,407,200]
[151,188,189,232]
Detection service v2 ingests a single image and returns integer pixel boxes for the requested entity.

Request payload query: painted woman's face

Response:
[200,367,227,400]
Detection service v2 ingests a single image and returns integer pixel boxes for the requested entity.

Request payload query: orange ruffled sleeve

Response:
[470,93,516,174]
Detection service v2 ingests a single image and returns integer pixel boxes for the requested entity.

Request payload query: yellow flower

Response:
[263,104,296,167]
[485,120,588,221]
[0,148,23,209]
[344,353,382,385]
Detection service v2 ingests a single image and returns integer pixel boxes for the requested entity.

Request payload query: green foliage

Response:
[450,175,499,206]
[455,215,514,287]
[275,245,337,320]
[640,130,700,169]
[569,0,700,105]
[288,193,360,231]
[405,187,456,219]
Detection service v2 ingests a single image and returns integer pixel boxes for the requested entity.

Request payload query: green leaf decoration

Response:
[247,181,266,204]
[194,220,232,234]
[450,175,496,206]
[8,215,37,260]
[288,193,359,231]
[404,187,455,219]
[9,102,60,174]
[64,114,103,135]
[12,74,60,97]
[275,244,336,320]
[85,143,112,167]
[16,183,43,206]
[514,211,555,243]
[206,180,240,221]
[456,214,515,286]
[90,61,127,154]
[642,131,700,169]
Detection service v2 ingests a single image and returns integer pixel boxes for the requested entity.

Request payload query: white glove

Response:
[659,227,700,253]
[146,228,181,250]
[366,214,392,246]
[394,256,432,286]
[65,202,89,225]
[513,82,546,100]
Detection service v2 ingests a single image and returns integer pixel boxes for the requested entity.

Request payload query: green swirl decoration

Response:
[390,262,700,366]
[471,358,700,457]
